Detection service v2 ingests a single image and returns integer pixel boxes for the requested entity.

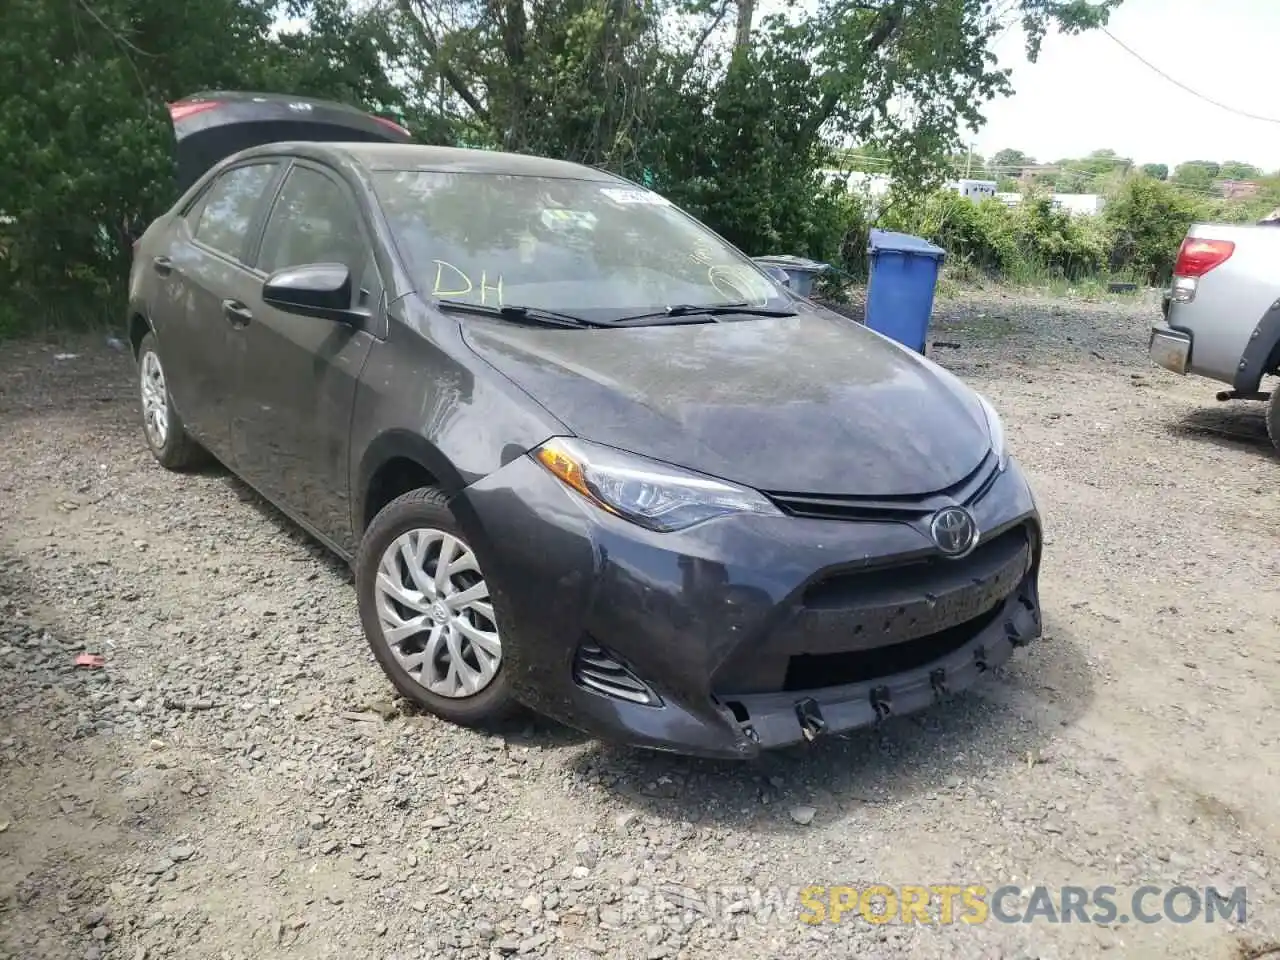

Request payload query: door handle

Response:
[152,255,173,277]
[222,299,253,327]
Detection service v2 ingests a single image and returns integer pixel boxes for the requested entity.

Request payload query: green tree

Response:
[392,0,1121,258]
[989,148,1034,182]
[1053,149,1131,193]
[830,143,894,174]
[0,0,1124,332]
[991,148,1033,169]
[1105,175,1202,284]
[1171,160,1220,191]
[0,0,407,332]
[1218,160,1260,181]
[1140,163,1168,181]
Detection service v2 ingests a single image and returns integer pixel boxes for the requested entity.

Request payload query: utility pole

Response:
[965,142,974,179]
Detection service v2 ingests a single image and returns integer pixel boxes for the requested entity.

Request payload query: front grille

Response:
[783,604,1002,690]
[710,523,1035,695]
[573,644,661,706]
[802,523,1029,611]
[765,451,1000,522]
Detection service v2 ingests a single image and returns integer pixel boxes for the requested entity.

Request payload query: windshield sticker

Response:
[599,187,672,206]
[432,259,504,305]
[541,209,598,231]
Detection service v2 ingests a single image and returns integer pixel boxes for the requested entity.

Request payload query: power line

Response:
[1101,28,1280,126]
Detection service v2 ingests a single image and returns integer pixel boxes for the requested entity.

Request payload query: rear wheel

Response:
[355,487,516,726]
[136,332,206,470]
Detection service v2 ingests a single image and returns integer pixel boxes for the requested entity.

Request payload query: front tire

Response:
[136,331,206,470]
[355,487,516,726]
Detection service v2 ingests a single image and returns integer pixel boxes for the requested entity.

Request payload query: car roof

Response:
[238,141,623,182]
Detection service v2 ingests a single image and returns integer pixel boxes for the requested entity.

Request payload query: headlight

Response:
[976,393,1008,469]
[534,437,782,532]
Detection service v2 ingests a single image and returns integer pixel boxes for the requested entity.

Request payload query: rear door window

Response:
[257,165,372,307]
[192,163,279,261]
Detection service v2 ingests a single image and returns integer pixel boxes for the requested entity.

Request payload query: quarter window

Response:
[193,164,278,259]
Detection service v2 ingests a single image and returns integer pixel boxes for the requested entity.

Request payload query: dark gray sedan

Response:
[128,92,1042,759]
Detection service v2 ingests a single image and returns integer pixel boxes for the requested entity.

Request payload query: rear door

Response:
[160,160,283,458]
[227,160,380,549]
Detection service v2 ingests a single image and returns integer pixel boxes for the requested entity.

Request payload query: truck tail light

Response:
[1170,237,1234,304]
[1173,237,1234,278]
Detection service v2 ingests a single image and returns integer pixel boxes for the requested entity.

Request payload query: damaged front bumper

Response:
[455,452,1043,760]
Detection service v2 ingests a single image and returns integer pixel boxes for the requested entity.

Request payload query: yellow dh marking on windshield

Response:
[432,260,504,305]
[478,271,503,306]
[432,260,471,297]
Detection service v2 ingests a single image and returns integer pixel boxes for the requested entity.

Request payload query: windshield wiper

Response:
[435,298,605,329]
[613,301,799,325]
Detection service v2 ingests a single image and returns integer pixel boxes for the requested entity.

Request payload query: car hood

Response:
[461,310,992,496]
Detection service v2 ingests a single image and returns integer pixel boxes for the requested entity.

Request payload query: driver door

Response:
[227,161,380,548]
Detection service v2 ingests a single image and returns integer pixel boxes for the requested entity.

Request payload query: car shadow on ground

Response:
[1169,403,1274,460]
[213,469,355,582]
[559,621,1093,832]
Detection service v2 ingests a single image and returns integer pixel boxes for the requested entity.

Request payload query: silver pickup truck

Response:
[1148,222,1280,452]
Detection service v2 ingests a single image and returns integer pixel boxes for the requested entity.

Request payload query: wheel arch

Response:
[355,430,468,536]
[1233,299,1280,392]
[128,311,153,358]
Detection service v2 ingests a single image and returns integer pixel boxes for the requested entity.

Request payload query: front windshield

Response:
[371,170,789,319]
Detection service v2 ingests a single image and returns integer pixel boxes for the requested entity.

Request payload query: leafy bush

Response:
[1103,176,1201,285]
[869,189,1111,282]
[1009,197,1112,279]
[875,191,1020,274]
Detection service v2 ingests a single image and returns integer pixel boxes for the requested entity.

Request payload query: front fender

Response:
[347,299,569,543]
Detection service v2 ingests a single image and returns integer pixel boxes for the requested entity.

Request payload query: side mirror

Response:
[263,263,360,322]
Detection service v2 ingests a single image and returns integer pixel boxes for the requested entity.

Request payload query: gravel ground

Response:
[1,288,1278,960]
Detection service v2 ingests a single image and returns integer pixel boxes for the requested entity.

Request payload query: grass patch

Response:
[934,260,1150,303]
[0,288,124,343]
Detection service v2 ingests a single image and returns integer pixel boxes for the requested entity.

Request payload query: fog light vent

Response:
[573,644,661,706]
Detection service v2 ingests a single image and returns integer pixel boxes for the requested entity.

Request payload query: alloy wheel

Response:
[373,528,502,698]
[140,349,169,448]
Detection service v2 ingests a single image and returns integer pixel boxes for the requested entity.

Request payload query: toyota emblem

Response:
[930,506,979,558]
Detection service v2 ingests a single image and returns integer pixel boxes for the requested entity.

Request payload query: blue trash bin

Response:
[865,229,945,353]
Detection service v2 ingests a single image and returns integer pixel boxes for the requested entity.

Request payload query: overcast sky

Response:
[973,0,1280,171]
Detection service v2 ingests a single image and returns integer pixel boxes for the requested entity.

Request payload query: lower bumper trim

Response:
[720,580,1040,751]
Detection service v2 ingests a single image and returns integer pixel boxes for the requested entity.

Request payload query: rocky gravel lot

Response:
[2,289,1279,960]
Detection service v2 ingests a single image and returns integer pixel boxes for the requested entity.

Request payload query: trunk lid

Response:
[167,91,412,193]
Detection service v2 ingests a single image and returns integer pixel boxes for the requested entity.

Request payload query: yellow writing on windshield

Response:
[708,264,769,306]
[432,259,504,306]
[478,270,503,307]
